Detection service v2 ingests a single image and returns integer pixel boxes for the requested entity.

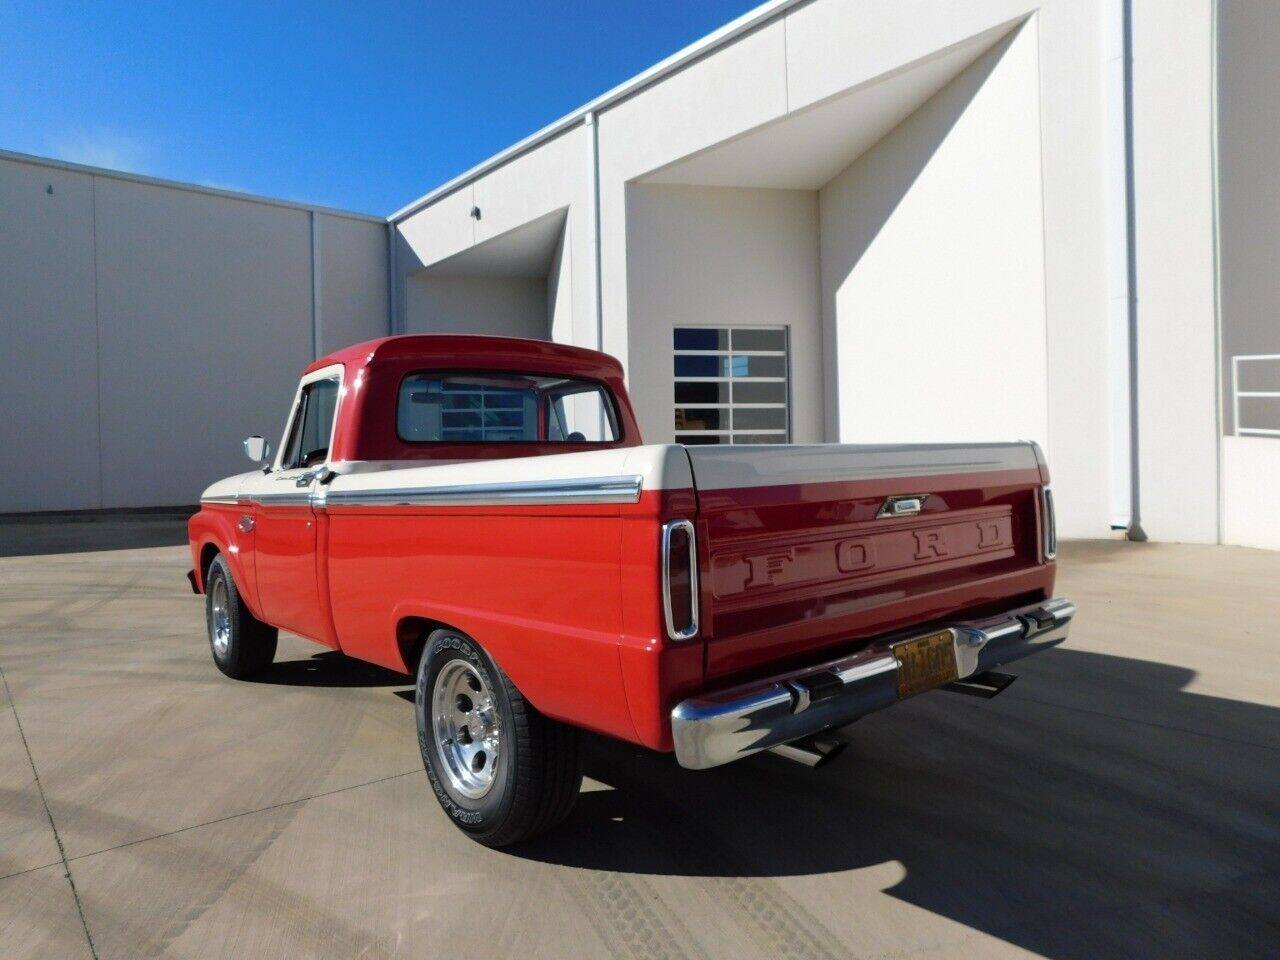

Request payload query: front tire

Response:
[416,628,582,847]
[205,555,277,679]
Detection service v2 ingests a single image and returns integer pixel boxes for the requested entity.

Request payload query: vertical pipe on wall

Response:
[585,111,606,438]
[1105,0,1146,540]
[585,111,604,353]
[309,210,322,359]
[1121,0,1146,541]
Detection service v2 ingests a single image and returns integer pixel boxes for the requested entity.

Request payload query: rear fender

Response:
[384,599,640,745]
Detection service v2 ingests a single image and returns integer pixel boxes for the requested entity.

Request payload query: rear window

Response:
[396,372,620,444]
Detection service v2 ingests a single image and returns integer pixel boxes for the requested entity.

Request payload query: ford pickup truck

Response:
[188,334,1073,847]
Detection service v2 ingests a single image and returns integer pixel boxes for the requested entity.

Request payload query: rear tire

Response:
[205,555,278,679]
[416,628,582,847]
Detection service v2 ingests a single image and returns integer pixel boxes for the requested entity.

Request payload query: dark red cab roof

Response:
[308,334,641,462]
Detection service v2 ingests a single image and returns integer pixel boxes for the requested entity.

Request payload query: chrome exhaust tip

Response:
[769,735,847,769]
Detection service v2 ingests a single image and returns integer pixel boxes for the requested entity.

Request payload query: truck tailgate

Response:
[687,443,1053,682]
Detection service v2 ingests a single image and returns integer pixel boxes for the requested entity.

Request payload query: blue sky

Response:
[0,1,761,214]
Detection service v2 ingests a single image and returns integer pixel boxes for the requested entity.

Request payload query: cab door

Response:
[245,366,342,645]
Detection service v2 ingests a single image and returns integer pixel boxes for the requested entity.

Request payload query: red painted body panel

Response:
[694,468,1055,681]
[324,503,637,742]
[254,502,336,647]
[618,489,702,751]
[189,335,1056,756]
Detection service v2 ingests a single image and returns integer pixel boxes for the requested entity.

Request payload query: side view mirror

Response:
[243,435,271,466]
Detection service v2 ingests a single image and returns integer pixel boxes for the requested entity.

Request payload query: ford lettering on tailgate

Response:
[711,511,1014,598]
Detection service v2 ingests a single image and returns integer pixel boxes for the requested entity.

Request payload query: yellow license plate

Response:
[892,629,958,698]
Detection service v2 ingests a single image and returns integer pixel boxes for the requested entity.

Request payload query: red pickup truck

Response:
[188,334,1073,847]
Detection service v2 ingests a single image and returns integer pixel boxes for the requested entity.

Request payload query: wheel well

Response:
[199,543,220,587]
[396,616,456,674]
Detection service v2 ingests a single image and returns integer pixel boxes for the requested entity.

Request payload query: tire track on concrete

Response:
[556,751,852,960]
[651,758,853,960]
[557,868,714,960]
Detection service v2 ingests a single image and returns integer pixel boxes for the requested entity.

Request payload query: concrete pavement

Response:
[0,528,1277,959]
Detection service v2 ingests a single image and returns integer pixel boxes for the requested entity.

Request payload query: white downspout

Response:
[585,111,608,439]
[585,111,604,353]
[1105,0,1146,540]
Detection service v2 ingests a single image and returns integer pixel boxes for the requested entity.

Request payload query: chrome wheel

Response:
[210,577,231,658]
[431,658,501,800]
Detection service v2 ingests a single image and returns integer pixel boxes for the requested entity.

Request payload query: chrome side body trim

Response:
[671,598,1076,770]
[247,491,314,508]
[660,519,699,641]
[201,474,645,510]
[321,474,644,509]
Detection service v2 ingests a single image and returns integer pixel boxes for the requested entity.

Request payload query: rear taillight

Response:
[1042,487,1057,561]
[661,519,699,640]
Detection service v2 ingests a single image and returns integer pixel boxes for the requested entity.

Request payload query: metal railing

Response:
[1232,355,1280,437]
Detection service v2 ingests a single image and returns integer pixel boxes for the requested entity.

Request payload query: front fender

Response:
[187,506,264,621]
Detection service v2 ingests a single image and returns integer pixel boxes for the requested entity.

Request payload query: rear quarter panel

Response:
[320,446,697,747]
[326,504,636,740]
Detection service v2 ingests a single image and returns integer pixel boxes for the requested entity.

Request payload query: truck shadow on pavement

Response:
[249,650,412,688]
[515,647,1280,960]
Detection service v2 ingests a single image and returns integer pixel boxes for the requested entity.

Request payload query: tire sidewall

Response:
[205,558,236,671]
[416,632,517,833]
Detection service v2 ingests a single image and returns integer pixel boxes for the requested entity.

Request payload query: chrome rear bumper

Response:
[671,597,1075,770]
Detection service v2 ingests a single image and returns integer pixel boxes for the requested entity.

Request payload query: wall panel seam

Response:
[310,211,321,359]
[90,175,104,509]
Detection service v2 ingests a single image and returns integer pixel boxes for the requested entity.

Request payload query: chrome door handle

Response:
[295,472,316,487]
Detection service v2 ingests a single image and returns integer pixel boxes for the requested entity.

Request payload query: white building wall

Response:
[1125,0,1221,543]
[405,275,547,339]
[546,223,574,344]
[0,153,387,512]
[1038,1,1116,539]
[0,158,101,512]
[1221,437,1280,550]
[317,214,391,356]
[597,19,790,377]
[819,23,1049,452]
[625,184,823,443]
[92,178,315,509]
[395,125,596,348]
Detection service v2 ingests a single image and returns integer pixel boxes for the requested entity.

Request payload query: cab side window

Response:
[282,378,339,469]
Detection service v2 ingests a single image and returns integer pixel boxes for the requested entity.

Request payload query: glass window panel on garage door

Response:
[673,326,790,445]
